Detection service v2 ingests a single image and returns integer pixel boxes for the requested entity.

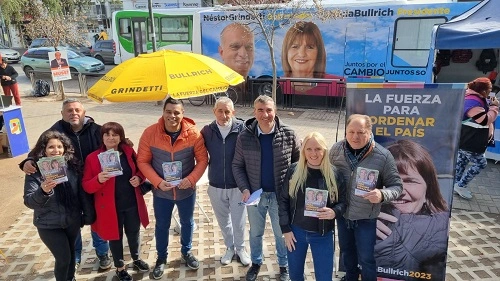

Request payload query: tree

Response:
[218,0,342,101]
[0,0,92,25]
[22,2,90,100]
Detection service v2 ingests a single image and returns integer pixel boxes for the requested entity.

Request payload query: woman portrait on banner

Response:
[278,132,346,281]
[281,21,343,94]
[23,131,94,281]
[375,139,449,280]
[82,122,150,281]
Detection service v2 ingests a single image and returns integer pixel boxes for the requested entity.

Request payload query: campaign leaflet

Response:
[355,167,379,196]
[162,161,182,185]
[304,187,328,217]
[98,149,123,176]
[37,156,68,184]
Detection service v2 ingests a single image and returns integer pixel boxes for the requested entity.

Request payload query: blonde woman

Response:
[278,132,346,281]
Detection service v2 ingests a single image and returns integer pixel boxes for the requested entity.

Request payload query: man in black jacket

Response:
[232,95,300,281]
[19,99,111,270]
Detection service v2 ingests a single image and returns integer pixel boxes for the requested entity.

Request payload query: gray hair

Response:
[219,22,254,45]
[253,95,275,109]
[62,98,83,110]
[213,96,234,110]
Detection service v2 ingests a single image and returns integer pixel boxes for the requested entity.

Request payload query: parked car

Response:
[29,38,92,56]
[90,40,115,64]
[0,44,21,63]
[21,47,105,77]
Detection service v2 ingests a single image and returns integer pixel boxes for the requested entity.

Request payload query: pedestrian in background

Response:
[454,77,499,199]
[279,132,346,281]
[200,97,250,266]
[0,58,21,106]
[83,122,150,281]
[233,95,300,281]
[23,131,94,281]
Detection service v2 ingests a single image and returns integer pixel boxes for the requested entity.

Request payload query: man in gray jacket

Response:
[233,95,300,281]
[329,114,402,281]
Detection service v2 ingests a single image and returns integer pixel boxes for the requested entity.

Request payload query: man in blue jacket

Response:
[201,97,250,267]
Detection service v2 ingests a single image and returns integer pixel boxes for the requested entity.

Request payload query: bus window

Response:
[392,17,445,67]
[119,18,132,40]
[160,17,189,42]
[147,17,160,42]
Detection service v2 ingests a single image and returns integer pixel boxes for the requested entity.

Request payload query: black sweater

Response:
[0,65,18,86]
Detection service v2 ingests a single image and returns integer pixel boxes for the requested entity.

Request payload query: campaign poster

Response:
[346,83,466,281]
[49,50,71,82]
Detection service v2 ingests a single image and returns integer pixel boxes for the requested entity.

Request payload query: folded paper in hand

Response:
[240,188,262,206]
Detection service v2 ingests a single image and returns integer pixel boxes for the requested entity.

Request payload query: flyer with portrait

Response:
[304,187,328,217]
[355,167,379,196]
[98,149,123,176]
[37,156,68,184]
[162,161,182,185]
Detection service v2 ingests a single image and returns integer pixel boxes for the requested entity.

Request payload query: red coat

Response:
[82,144,149,240]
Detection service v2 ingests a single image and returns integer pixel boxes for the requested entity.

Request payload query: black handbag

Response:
[140,180,153,195]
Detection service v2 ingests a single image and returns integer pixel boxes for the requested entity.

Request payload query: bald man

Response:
[218,23,255,78]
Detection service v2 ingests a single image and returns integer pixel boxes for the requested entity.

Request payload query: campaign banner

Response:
[49,50,71,82]
[3,107,29,157]
[346,83,466,281]
[199,2,475,83]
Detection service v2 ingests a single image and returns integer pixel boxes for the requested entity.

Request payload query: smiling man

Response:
[219,23,255,78]
[232,95,300,281]
[136,97,208,279]
[18,98,111,272]
[329,114,402,281]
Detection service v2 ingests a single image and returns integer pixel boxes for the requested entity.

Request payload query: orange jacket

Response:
[137,117,208,201]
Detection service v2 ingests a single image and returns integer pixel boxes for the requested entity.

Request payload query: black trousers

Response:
[37,219,80,281]
[109,206,141,268]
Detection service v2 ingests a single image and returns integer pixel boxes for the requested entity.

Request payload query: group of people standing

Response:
[21,94,407,281]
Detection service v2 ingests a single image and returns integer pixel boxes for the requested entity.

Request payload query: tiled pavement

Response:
[1,95,500,280]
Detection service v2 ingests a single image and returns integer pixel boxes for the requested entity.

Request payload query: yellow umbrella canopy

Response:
[88,49,245,103]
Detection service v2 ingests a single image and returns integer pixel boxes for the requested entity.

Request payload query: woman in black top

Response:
[23,130,93,281]
[278,132,347,281]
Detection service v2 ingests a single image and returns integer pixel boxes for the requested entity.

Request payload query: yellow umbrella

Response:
[88,49,244,103]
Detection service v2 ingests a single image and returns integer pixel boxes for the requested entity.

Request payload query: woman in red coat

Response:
[83,122,149,281]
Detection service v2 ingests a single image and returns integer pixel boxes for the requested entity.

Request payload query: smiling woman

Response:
[375,139,449,280]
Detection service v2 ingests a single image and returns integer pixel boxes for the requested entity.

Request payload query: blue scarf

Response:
[344,136,373,171]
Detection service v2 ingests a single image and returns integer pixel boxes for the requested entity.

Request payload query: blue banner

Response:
[346,83,466,281]
[3,107,29,157]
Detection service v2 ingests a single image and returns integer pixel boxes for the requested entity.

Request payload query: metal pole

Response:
[148,0,157,52]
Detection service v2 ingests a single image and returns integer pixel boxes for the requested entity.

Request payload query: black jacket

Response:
[232,116,300,196]
[0,65,18,86]
[23,168,95,229]
[200,117,244,189]
[279,163,347,235]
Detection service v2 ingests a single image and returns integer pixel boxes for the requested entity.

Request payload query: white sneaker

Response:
[454,185,473,200]
[220,248,235,265]
[236,248,251,266]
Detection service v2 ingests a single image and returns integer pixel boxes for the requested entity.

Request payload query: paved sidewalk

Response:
[0,96,499,280]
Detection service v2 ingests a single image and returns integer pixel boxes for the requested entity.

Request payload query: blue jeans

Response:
[74,229,109,262]
[154,193,196,260]
[337,216,377,281]
[246,192,287,266]
[287,225,333,281]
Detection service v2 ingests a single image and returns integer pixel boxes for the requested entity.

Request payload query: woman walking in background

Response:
[454,77,499,199]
